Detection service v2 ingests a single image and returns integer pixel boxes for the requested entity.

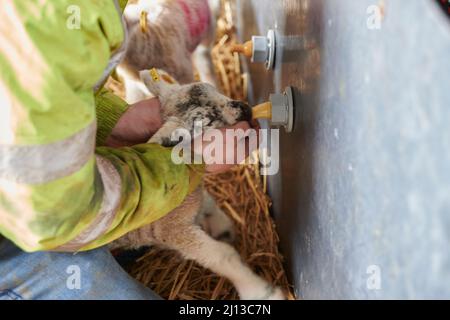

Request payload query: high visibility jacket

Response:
[0,0,203,252]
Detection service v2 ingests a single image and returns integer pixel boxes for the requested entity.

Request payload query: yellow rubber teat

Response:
[252,102,272,120]
[231,40,253,58]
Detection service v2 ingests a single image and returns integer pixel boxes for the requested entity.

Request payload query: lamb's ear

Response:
[139,69,180,99]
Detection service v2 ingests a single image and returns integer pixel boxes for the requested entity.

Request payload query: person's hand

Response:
[193,121,259,174]
[106,99,258,174]
[105,98,163,148]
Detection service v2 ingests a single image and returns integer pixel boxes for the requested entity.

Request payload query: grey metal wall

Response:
[236,0,450,299]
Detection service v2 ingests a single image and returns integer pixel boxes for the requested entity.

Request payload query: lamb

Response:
[110,69,285,300]
[117,0,219,104]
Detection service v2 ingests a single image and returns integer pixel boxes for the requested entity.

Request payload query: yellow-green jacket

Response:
[0,0,203,252]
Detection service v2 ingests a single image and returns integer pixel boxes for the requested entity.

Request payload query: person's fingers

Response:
[226,121,252,131]
[204,121,260,174]
[194,121,259,174]
[230,121,258,163]
[250,119,261,130]
[235,130,259,164]
[205,163,233,174]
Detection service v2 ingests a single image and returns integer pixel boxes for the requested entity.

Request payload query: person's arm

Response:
[0,0,203,252]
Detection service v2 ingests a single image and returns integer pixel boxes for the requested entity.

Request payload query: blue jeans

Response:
[0,239,161,300]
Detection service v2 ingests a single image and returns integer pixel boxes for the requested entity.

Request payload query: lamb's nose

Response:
[238,104,253,122]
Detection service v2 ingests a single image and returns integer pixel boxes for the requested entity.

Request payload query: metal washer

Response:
[284,86,294,133]
[265,29,276,70]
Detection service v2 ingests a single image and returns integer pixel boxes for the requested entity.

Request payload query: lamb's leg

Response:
[196,190,235,243]
[192,44,217,86]
[159,225,285,300]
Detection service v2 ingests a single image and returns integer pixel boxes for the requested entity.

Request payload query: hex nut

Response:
[251,35,269,63]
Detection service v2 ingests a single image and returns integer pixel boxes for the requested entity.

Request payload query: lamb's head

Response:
[140,69,252,129]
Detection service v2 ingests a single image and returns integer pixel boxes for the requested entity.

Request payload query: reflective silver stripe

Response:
[56,155,122,252]
[0,1,126,184]
[0,122,96,184]
[93,0,130,92]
